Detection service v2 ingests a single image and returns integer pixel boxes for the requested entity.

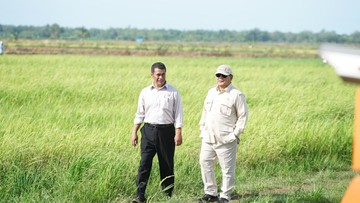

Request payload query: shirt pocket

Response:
[205,99,213,112]
[161,94,173,110]
[220,103,232,116]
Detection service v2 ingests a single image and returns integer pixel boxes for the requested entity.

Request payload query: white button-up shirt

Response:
[134,83,183,128]
[199,83,248,144]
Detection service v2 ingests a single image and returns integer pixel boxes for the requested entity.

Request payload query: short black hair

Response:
[151,62,166,73]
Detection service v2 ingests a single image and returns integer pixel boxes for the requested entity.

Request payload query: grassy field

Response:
[0,53,357,202]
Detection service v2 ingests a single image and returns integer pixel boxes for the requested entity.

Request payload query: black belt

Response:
[145,123,174,128]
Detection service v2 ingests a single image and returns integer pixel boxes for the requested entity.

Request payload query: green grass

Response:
[0,54,357,202]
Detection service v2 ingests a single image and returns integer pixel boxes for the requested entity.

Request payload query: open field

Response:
[0,51,358,202]
[3,39,319,58]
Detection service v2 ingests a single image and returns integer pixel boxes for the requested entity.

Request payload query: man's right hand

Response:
[131,124,141,147]
[131,133,138,147]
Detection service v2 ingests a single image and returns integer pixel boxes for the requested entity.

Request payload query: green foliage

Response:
[1,24,360,43]
[0,55,356,202]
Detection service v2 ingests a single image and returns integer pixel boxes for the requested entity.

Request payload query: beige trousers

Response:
[199,140,237,200]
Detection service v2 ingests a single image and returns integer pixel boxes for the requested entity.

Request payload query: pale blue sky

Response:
[2,0,359,34]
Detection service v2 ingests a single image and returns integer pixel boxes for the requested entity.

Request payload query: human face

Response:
[151,68,166,88]
[216,73,232,89]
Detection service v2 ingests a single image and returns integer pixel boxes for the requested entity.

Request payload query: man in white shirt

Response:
[131,62,183,203]
[198,65,248,203]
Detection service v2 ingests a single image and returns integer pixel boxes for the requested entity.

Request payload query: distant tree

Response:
[0,23,359,44]
[244,28,263,42]
[76,27,89,39]
[270,31,286,42]
[106,28,118,39]
[350,31,360,43]
[49,24,62,38]
[296,31,316,43]
[11,32,18,41]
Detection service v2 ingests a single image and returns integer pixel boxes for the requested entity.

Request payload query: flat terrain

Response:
[0,43,357,202]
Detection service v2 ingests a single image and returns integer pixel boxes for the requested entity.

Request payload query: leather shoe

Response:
[198,194,219,202]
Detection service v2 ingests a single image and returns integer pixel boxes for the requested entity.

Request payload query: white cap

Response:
[215,64,232,76]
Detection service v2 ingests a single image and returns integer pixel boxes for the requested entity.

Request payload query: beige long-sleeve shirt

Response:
[199,84,248,144]
[134,83,184,129]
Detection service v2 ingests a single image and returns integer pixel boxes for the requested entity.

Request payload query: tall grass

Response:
[0,55,356,202]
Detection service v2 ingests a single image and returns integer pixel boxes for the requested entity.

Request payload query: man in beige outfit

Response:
[198,65,248,203]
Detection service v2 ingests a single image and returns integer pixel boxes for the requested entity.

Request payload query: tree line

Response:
[1,24,360,44]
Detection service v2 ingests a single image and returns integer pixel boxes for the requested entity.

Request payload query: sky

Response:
[2,0,360,34]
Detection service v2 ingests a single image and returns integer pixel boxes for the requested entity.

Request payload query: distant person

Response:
[131,62,184,203]
[0,41,4,55]
[198,65,248,203]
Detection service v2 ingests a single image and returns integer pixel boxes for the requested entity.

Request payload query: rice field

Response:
[0,54,357,202]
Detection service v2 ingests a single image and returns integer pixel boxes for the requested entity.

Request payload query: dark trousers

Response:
[136,123,175,198]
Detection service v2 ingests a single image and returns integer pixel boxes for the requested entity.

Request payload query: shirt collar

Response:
[216,83,233,93]
[151,81,168,90]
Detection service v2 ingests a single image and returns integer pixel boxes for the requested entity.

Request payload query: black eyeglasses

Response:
[216,73,228,78]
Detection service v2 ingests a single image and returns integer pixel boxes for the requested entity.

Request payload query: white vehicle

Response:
[320,44,360,84]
